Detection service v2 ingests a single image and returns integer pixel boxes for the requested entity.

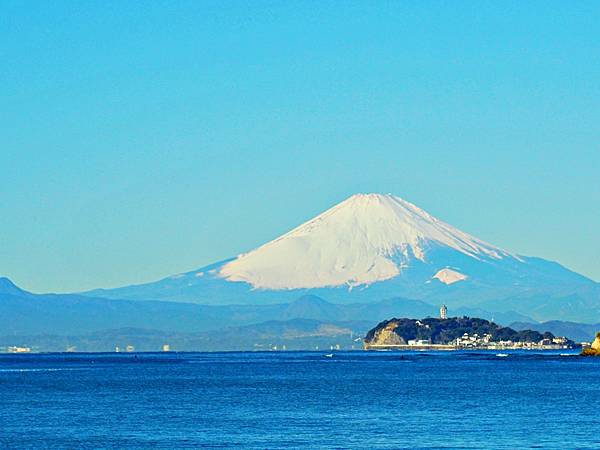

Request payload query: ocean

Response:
[1,351,599,449]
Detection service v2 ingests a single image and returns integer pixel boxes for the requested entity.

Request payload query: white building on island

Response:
[440,304,448,319]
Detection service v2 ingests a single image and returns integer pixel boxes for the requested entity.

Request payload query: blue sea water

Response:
[1,351,599,449]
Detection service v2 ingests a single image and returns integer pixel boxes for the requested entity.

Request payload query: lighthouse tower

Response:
[440,304,448,319]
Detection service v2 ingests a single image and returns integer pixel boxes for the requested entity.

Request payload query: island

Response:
[364,316,575,350]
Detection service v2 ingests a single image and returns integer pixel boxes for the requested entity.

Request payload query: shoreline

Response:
[0,347,580,355]
[364,344,574,351]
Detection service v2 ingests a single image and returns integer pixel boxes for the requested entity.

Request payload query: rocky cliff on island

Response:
[581,332,600,356]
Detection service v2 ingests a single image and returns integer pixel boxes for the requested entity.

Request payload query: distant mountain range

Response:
[2,276,598,350]
[510,320,600,343]
[0,320,371,353]
[81,193,599,322]
[0,276,532,334]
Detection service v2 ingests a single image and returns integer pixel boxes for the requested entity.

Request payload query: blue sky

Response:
[1,1,599,292]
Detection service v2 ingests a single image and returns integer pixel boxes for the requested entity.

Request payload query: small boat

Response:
[496,353,509,358]
[324,353,334,358]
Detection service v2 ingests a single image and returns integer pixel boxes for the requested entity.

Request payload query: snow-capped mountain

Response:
[85,193,596,320]
[220,193,513,290]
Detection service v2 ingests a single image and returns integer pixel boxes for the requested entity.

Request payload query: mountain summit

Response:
[220,193,514,289]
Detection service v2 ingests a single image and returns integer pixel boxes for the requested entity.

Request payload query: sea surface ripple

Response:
[1,351,599,449]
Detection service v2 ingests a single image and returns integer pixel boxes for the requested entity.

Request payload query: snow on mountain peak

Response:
[432,268,469,285]
[219,193,513,290]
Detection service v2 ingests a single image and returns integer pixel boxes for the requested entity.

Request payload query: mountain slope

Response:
[221,193,514,289]
[0,277,31,297]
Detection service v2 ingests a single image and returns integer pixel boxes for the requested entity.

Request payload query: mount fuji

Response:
[220,193,513,290]
[86,193,598,321]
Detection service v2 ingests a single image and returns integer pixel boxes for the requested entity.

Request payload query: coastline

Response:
[364,344,574,351]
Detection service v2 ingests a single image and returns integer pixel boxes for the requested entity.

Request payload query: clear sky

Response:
[2,1,599,293]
